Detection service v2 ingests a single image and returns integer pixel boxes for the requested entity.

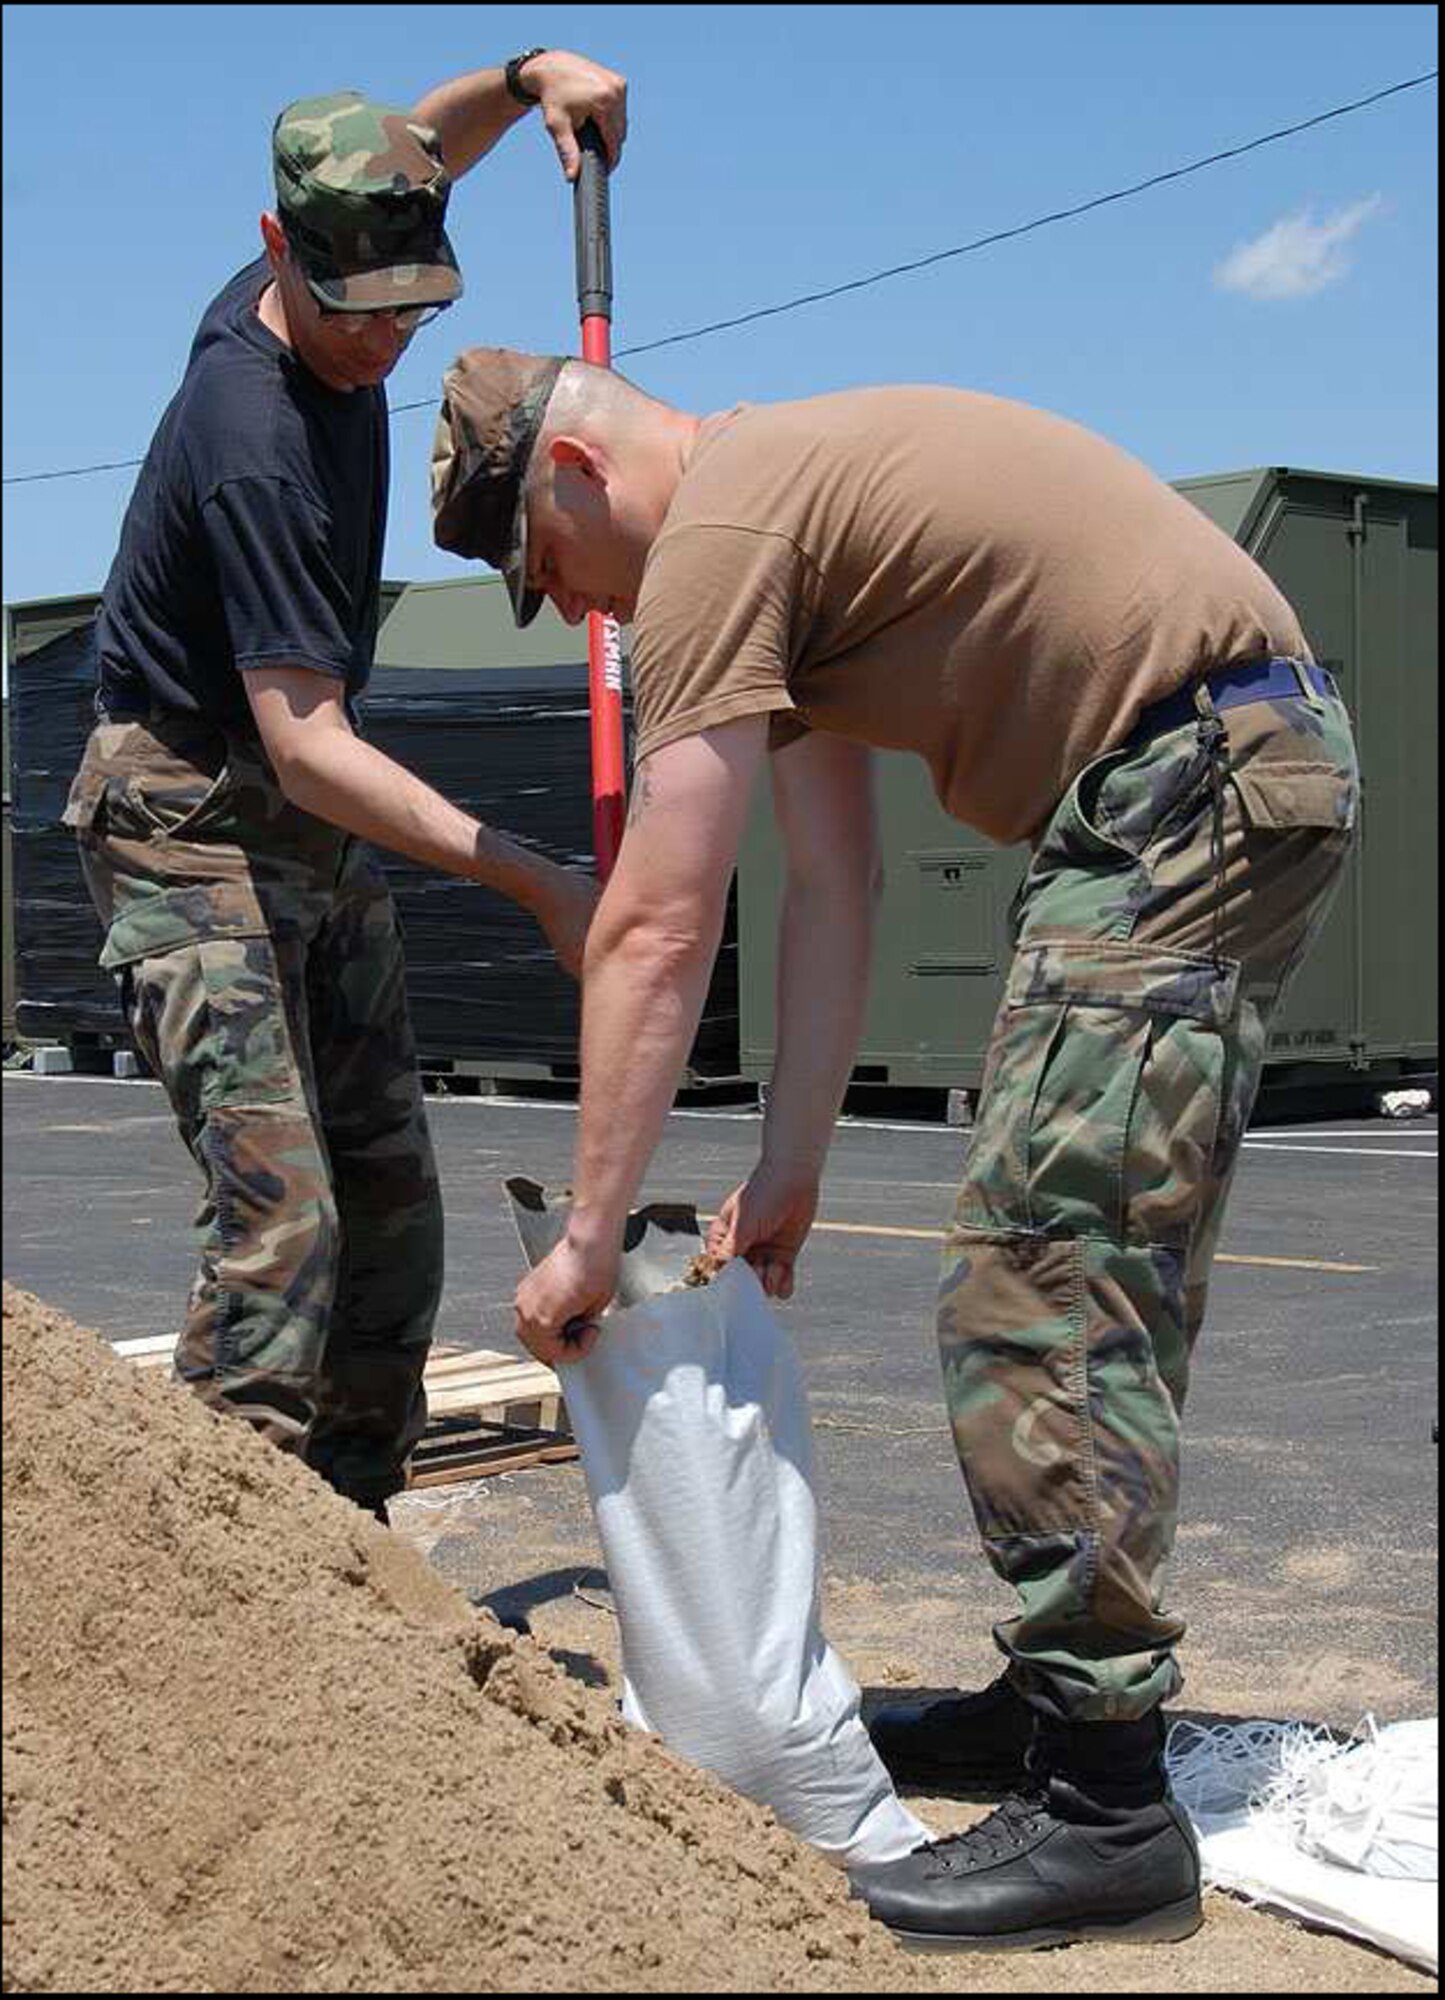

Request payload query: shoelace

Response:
[922,1786,1052,1873]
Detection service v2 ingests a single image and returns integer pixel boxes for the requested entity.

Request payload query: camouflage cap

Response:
[273,91,463,311]
[431,348,568,627]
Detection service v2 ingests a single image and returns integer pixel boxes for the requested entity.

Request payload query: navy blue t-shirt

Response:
[96,258,388,726]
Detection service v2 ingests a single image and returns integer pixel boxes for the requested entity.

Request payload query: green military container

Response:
[374,573,589,672]
[737,467,1438,1102]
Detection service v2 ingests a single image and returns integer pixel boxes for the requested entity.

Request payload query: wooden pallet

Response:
[112,1334,577,1488]
[409,1343,576,1487]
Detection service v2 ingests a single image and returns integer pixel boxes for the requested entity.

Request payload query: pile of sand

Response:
[2,1282,907,1994]
[4,1282,1433,1994]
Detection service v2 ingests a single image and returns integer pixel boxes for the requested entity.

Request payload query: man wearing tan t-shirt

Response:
[431,349,1359,1952]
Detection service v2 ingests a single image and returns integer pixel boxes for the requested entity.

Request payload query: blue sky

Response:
[2,4,1437,617]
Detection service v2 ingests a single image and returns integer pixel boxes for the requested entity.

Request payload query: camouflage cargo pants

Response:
[64,713,444,1508]
[938,670,1359,1722]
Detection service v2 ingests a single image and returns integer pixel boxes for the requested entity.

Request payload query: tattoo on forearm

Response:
[627,761,655,827]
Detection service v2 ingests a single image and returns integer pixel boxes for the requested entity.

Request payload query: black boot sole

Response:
[888,1892,1204,1953]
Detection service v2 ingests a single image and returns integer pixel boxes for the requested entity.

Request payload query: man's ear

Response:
[259,212,287,269]
[548,436,606,487]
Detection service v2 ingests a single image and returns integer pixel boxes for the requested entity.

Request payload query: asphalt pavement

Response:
[4,1072,1437,1727]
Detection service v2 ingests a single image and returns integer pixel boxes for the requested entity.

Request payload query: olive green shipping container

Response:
[737,467,1438,1096]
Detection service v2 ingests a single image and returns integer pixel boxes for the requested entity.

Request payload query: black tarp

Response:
[10,633,739,1076]
[10,620,116,1040]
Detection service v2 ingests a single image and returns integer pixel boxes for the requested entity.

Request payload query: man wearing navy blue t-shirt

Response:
[63,53,625,1520]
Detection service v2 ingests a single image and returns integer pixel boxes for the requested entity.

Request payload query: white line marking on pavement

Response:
[755,1219,1378,1273]
[1251,1128,1437,1139]
[6,1074,1435,1152]
[1241,1142,1437,1160]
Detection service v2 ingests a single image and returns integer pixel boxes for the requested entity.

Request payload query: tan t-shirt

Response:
[629,388,1308,843]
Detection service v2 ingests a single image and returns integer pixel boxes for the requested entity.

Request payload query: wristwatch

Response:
[504,49,549,106]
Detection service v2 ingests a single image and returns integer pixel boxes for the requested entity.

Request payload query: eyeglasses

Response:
[315,299,452,337]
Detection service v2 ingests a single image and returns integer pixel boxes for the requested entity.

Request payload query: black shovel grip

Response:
[573,120,613,322]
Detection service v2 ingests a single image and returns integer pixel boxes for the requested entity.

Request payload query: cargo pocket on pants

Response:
[1226,729,1359,998]
[120,935,302,1128]
[192,935,303,1114]
[959,938,1240,1251]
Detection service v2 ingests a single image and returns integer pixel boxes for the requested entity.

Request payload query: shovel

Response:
[575,118,627,883]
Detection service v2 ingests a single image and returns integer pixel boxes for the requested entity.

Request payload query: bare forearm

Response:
[762,878,877,1176]
[411,68,528,179]
[568,920,721,1251]
[281,727,555,909]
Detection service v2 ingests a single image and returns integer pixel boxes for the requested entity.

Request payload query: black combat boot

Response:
[851,1710,1202,1951]
[867,1673,1036,1793]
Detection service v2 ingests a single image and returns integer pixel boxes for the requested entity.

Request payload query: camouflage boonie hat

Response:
[273,91,463,312]
[431,348,568,628]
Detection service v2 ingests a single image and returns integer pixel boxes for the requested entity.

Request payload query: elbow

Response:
[256,718,345,813]
[243,670,355,812]
[263,736,313,809]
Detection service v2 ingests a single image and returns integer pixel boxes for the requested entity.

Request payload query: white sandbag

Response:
[1293,1718,1437,1881]
[1167,1716,1440,1974]
[560,1256,931,1871]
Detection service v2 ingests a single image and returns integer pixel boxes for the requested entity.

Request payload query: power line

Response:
[4,455,157,487]
[611,69,1439,361]
[6,68,1435,487]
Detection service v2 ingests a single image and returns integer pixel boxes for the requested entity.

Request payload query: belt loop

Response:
[1192,681,1230,972]
[1288,656,1320,712]
[1190,679,1221,729]
[1287,654,1328,711]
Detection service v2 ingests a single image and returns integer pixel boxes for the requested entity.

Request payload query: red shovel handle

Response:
[574,121,625,881]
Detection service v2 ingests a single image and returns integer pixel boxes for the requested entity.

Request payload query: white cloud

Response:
[1213,196,1384,301]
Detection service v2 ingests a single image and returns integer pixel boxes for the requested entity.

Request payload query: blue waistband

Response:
[1133,656,1334,743]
